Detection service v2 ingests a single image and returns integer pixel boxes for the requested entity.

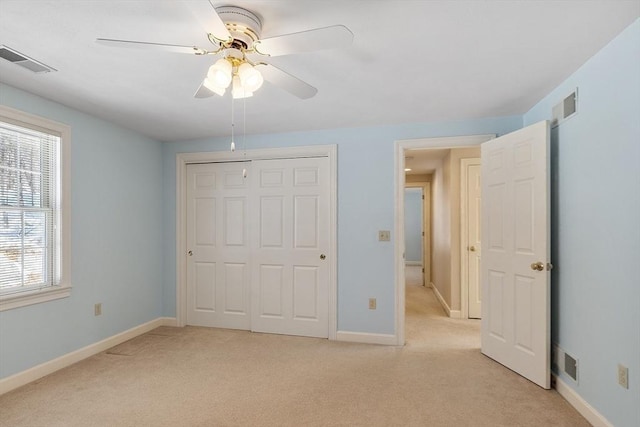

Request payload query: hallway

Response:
[404,265,480,350]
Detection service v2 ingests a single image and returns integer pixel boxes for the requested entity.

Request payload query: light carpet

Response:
[0,267,589,426]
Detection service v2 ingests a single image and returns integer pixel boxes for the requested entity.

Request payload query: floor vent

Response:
[0,45,56,73]
[551,89,578,127]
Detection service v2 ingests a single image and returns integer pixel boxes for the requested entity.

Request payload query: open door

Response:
[480,120,551,389]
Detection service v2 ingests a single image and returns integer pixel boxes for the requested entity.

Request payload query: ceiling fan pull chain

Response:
[242,95,248,179]
[230,94,235,152]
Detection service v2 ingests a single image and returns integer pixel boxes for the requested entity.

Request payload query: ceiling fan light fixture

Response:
[231,75,253,99]
[208,58,233,88]
[237,62,264,93]
[203,78,226,96]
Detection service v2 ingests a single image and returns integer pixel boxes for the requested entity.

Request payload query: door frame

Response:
[175,145,338,340]
[460,157,481,319]
[405,182,431,286]
[394,135,494,345]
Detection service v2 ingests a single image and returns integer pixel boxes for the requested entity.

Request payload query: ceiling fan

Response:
[96,1,353,100]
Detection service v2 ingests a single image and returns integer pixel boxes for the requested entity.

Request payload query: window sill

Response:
[0,286,71,312]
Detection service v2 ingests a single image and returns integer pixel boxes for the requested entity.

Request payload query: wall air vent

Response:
[551,89,578,128]
[0,45,56,73]
[553,343,579,383]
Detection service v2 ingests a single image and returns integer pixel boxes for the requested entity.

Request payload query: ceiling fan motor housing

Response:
[214,6,262,50]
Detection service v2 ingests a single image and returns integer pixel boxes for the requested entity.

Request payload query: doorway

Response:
[404,183,431,287]
[397,123,552,388]
[394,135,494,345]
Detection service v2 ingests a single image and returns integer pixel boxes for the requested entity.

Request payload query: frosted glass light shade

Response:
[203,78,226,96]
[232,75,253,99]
[237,63,264,93]
[207,59,232,88]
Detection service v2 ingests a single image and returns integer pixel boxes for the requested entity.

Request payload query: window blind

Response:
[0,120,60,294]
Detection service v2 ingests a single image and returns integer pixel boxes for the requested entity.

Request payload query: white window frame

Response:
[0,105,71,311]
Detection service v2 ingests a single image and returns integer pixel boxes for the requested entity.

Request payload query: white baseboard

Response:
[553,375,613,427]
[160,316,178,327]
[336,331,398,346]
[430,282,461,318]
[0,316,177,396]
[449,310,462,319]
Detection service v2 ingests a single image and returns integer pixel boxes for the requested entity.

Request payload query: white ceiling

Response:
[0,1,638,142]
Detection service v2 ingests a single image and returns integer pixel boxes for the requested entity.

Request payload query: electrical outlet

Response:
[368,298,376,310]
[618,364,629,389]
[378,230,390,241]
[94,303,102,316]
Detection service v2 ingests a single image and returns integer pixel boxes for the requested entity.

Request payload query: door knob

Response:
[531,262,544,271]
[320,254,326,260]
[469,246,476,252]
[188,250,193,256]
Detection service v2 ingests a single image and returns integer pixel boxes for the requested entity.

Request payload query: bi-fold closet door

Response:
[186,157,330,338]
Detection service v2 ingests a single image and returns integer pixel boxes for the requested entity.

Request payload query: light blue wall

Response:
[523,19,640,427]
[162,116,522,334]
[0,84,164,379]
[404,188,423,263]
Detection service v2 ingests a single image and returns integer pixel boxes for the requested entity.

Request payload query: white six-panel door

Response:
[186,162,251,330]
[481,120,550,389]
[251,157,330,338]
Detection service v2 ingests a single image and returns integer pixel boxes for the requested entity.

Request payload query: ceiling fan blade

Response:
[96,38,205,55]
[194,81,215,98]
[183,0,231,44]
[254,25,353,57]
[257,63,317,99]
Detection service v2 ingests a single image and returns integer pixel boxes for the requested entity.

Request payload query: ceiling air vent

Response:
[0,45,56,73]
[551,89,577,128]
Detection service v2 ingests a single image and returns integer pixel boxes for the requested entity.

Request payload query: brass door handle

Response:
[188,250,193,256]
[320,254,326,260]
[469,246,476,252]
[531,262,544,271]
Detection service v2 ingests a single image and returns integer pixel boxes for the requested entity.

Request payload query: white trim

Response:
[394,144,406,345]
[160,316,178,327]
[430,282,461,318]
[405,261,422,266]
[394,135,495,345]
[0,286,70,311]
[0,105,72,312]
[175,145,338,339]
[0,317,177,396]
[336,331,398,346]
[554,375,614,427]
[449,310,462,319]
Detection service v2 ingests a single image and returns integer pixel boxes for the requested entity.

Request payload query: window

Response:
[0,106,70,311]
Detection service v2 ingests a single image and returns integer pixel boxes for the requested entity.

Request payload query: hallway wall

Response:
[430,147,480,313]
